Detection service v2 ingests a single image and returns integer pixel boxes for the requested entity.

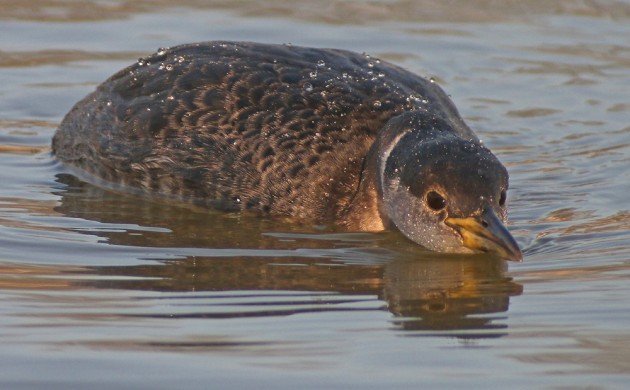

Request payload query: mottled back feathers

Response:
[53,41,469,222]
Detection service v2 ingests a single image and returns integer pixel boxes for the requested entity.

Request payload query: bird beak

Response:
[445,208,523,262]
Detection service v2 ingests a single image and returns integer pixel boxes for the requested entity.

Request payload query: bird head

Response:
[375,112,522,261]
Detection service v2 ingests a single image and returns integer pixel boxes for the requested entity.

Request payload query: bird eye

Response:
[499,190,507,207]
[426,191,447,211]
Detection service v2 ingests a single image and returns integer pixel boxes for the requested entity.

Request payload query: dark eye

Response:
[426,191,447,211]
[499,190,507,206]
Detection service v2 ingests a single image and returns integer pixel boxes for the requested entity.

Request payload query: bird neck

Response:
[340,139,389,231]
[341,110,471,231]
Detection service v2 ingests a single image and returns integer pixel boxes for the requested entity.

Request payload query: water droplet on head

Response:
[309,71,317,78]
[167,95,174,101]
[367,62,374,68]
[317,60,326,67]
[165,64,173,71]
[304,83,314,92]
[429,77,436,83]
[156,47,168,56]
[373,100,382,108]
[378,72,385,78]
[137,58,145,66]
[176,56,185,63]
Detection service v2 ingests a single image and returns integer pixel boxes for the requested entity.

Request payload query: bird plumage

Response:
[53,41,471,222]
[53,41,522,259]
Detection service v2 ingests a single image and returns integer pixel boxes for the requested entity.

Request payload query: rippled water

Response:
[1,1,629,388]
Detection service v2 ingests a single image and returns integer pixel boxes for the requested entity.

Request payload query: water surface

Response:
[0,1,629,388]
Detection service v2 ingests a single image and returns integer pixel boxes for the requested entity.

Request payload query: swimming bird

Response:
[52,41,522,261]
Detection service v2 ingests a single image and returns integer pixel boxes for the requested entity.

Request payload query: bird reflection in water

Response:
[383,256,520,332]
[54,174,522,335]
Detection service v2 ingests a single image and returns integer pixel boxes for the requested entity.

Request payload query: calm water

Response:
[1,1,629,388]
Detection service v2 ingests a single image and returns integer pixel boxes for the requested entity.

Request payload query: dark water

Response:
[1,1,629,388]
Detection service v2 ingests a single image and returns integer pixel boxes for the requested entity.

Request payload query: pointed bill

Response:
[445,208,523,261]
